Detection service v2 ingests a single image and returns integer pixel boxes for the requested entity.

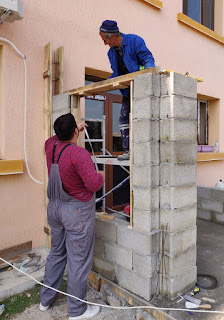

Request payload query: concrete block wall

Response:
[197,186,224,224]
[159,73,197,298]
[52,93,71,132]
[93,217,158,301]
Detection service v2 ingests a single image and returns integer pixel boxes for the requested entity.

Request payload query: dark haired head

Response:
[54,113,77,141]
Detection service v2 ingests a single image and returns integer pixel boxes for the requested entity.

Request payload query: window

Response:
[183,0,214,30]
[197,100,208,145]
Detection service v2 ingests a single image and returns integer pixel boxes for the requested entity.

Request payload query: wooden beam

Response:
[44,43,52,249]
[55,46,64,94]
[85,67,111,80]
[71,95,82,146]
[68,67,160,96]
[0,241,32,266]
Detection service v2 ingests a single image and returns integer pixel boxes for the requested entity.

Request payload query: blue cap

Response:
[100,20,119,33]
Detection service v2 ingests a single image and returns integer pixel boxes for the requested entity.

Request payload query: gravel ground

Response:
[9,283,155,320]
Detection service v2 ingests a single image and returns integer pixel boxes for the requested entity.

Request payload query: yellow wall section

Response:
[0,160,23,175]
[142,0,162,9]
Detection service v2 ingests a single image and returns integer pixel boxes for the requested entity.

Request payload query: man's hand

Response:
[77,122,88,132]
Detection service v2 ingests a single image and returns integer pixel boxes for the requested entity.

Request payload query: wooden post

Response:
[71,94,82,146]
[129,80,134,228]
[43,43,52,248]
[55,46,64,95]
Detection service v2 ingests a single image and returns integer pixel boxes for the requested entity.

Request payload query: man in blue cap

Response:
[99,20,155,160]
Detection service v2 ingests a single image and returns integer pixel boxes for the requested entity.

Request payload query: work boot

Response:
[69,305,100,319]
[39,303,50,311]
[117,151,129,161]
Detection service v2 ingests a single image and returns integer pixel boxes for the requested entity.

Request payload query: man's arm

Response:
[135,36,155,69]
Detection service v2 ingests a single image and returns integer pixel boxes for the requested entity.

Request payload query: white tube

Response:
[0,37,43,184]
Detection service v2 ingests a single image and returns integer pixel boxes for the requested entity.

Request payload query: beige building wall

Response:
[0,0,224,249]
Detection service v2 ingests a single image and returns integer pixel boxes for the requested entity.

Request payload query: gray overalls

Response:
[40,142,96,317]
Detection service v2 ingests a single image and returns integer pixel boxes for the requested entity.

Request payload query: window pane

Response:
[85,99,104,152]
[113,166,130,206]
[203,0,214,30]
[188,0,201,23]
[112,102,123,152]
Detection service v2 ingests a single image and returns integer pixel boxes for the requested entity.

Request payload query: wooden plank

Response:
[55,46,64,94]
[85,67,111,80]
[161,69,203,82]
[71,95,82,146]
[0,160,23,175]
[129,81,134,228]
[0,241,32,266]
[44,43,52,249]
[68,67,160,96]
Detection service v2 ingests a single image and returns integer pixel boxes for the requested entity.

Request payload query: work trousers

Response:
[119,95,130,152]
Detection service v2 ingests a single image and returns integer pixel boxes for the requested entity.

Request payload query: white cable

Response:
[84,127,99,171]
[0,257,223,315]
[0,37,43,184]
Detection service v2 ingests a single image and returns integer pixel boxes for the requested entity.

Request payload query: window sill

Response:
[197,153,224,162]
[142,0,162,9]
[177,13,224,45]
[0,160,24,175]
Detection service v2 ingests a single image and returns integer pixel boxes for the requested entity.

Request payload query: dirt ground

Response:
[8,283,154,320]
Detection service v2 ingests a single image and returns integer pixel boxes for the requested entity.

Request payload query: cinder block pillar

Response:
[159,73,198,299]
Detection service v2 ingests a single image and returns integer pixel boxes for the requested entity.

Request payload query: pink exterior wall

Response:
[0,0,223,249]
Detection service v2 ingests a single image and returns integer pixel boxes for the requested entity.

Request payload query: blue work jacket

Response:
[108,33,155,96]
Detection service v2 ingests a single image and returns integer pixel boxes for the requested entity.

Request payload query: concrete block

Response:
[160,205,197,233]
[201,199,223,213]
[116,265,154,300]
[133,165,159,188]
[211,188,224,202]
[94,237,104,257]
[165,246,197,278]
[133,96,152,120]
[160,119,197,142]
[104,242,132,270]
[160,95,197,120]
[162,266,197,299]
[160,141,197,164]
[134,73,161,99]
[161,73,197,99]
[137,310,155,320]
[134,73,154,98]
[133,252,158,278]
[165,225,197,256]
[160,185,197,210]
[52,93,71,112]
[117,224,159,255]
[134,142,159,165]
[95,218,117,243]
[92,256,116,281]
[160,164,197,187]
[134,186,159,210]
[133,209,159,233]
[212,213,224,224]
[133,96,160,120]
[197,208,212,221]
[52,109,71,125]
[133,119,159,143]
[197,186,212,199]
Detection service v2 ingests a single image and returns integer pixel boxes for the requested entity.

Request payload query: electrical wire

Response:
[0,37,43,184]
[0,257,223,315]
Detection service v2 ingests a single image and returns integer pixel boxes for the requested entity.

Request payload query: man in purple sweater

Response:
[40,113,105,319]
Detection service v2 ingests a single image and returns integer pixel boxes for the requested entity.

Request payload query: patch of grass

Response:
[0,279,67,319]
